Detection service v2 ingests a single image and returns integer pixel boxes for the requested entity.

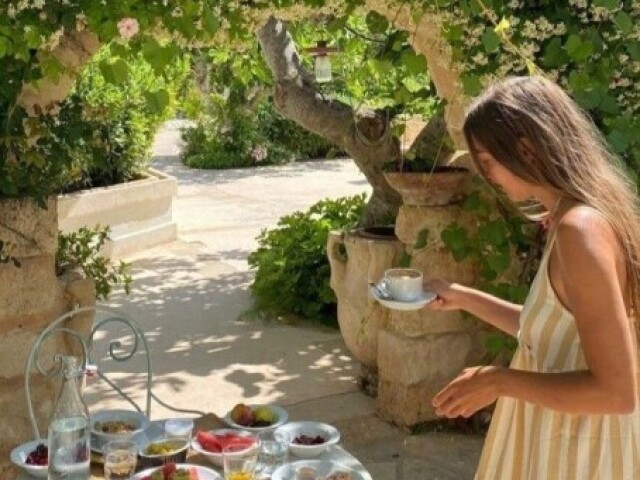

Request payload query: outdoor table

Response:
[82,413,372,480]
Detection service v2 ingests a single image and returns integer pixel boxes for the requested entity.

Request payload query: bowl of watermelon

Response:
[190,429,259,467]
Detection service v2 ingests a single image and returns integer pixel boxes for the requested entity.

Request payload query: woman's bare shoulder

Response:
[555,204,620,261]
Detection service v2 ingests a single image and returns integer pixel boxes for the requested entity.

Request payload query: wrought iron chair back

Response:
[25,306,205,440]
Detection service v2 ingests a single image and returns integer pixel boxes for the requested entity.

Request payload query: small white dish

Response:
[274,421,340,459]
[369,284,436,311]
[223,404,289,433]
[90,409,149,452]
[132,463,223,479]
[272,459,367,480]
[10,439,48,478]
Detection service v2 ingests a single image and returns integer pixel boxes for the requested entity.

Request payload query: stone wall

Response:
[0,197,95,478]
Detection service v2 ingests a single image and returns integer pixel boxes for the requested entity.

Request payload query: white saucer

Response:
[369,285,436,311]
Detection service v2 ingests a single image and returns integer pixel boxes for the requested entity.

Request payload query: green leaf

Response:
[461,73,482,96]
[542,38,568,68]
[401,52,428,75]
[401,76,424,93]
[144,89,170,114]
[365,11,389,34]
[203,9,220,33]
[482,28,501,53]
[98,58,129,84]
[613,11,633,35]
[0,36,9,58]
[607,129,629,153]
[627,41,640,61]
[398,252,412,268]
[593,0,619,10]
[486,252,511,274]
[441,224,468,250]
[564,34,594,61]
[414,228,430,250]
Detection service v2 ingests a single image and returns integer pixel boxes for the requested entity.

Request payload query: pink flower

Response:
[250,145,268,162]
[117,18,139,40]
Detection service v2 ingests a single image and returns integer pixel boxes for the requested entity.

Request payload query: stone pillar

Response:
[0,197,95,477]
[375,204,486,428]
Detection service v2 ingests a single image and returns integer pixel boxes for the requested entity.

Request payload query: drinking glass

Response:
[257,431,289,477]
[165,418,194,440]
[103,439,137,480]
[223,442,260,480]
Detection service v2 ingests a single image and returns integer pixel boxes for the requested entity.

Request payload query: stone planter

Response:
[57,168,177,259]
[327,229,404,368]
[327,199,489,428]
[384,166,470,207]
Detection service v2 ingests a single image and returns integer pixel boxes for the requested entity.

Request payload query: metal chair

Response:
[25,305,205,440]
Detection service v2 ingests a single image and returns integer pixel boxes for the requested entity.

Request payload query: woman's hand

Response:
[432,366,502,418]
[425,279,467,311]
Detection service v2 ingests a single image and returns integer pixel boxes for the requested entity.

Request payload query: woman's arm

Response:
[434,209,638,417]
[427,280,522,336]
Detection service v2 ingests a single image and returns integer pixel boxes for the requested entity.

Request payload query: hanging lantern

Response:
[305,41,339,83]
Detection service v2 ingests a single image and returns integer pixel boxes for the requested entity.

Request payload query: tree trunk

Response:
[256,16,401,226]
[256,17,462,225]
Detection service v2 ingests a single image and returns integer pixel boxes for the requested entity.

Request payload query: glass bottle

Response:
[47,356,90,480]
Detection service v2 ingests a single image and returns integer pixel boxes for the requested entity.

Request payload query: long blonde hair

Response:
[463,75,640,313]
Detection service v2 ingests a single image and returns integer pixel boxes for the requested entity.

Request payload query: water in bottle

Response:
[47,356,91,480]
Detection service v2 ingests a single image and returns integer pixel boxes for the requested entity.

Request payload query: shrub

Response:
[56,226,132,302]
[181,98,340,170]
[248,194,366,325]
[53,45,190,192]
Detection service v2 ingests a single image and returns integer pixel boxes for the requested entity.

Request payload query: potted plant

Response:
[382,113,470,207]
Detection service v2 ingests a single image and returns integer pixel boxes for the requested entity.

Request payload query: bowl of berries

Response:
[10,440,48,478]
[274,421,340,459]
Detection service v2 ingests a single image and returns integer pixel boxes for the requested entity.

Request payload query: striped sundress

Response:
[475,229,640,479]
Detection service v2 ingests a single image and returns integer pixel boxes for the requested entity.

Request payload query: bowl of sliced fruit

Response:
[274,421,340,459]
[10,440,48,478]
[133,462,222,479]
[190,429,259,467]
[223,403,288,433]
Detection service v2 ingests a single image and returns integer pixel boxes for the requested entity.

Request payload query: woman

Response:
[429,76,640,478]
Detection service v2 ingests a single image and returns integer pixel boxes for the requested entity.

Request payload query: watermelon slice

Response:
[196,431,256,453]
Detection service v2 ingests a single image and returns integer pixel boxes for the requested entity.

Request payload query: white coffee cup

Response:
[383,268,423,302]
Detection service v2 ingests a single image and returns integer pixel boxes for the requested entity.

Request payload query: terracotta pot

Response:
[383,166,470,206]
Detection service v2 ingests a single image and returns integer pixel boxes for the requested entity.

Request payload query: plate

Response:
[223,404,288,433]
[369,285,436,311]
[272,459,367,480]
[132,463,222,480]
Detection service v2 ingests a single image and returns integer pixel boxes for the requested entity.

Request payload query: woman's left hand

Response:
[432,366,502,418]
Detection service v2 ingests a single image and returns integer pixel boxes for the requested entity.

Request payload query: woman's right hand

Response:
[425,279,467,311]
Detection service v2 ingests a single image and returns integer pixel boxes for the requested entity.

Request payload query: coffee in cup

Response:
[383,268,423,301]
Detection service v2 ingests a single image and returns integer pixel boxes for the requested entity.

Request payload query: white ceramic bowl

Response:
[190,428,258,467]
[90,409,149,451]
[274,421,340,459]
[10,439,48,478]
[138,437,190,469]
[223,404,289,433]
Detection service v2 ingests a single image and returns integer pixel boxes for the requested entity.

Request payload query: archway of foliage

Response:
[0,1,637,290]
[1,1,637,194]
